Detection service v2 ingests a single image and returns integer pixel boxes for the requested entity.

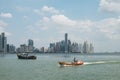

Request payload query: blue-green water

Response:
[0,53,120,80]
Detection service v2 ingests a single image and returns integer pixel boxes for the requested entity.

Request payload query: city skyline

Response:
[48,33,94,53]
[0,0,120,52]
[0,32,94,53]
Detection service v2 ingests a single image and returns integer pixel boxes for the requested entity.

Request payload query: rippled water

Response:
[0,53,120,80]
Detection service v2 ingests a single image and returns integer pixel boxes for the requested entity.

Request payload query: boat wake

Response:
[84,61,120,65]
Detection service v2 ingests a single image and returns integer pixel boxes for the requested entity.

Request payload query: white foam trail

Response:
[84,61,119,65]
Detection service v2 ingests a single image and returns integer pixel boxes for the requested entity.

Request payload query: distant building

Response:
[28,39,34,52]
[89,43,94,53]
[0,35,2,52]
[82,41,94,53]
[20,44,28,53]
[61,40,65,52]
[71,42,79,53]
[7,44,16,53]
[16,48,21,53]
[83,41,89,53]
[68,40,72,53]
[49,43,55,52]
[40,47,44,53]
[78,44,82,53]
[16,39,35,53]
[28,39,33,46]
[7,44,9,52]
[33,48,39,53]
[0,33,7,53]
[65,33,68,53]
[4,37,7,53]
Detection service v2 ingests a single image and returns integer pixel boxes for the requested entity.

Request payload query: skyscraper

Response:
[0,35,2,52]
[89,43,94,53]
[28,39,33,46]
[3,37,7,53]
[1,33,4,48]
[65,33,68,53]
[83,41,89,53]
[28,39,34,52]
[0,33,7,53]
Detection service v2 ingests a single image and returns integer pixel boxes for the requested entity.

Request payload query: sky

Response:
[0,0,120,52]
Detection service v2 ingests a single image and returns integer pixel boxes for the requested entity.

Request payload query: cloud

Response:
[34,17,50,31]
[32,14,120,40]
[0,12,12,18]
[96,17,120,39]
[99,0,120,13]
[42,17,50,22]
[32,5,120,40]
[40,26,48,30]
[34,6,60,16]
[34,9,42,15]
[51,15,76,26]
[50,14,95,33]
[0,25,5,33]
[27,14,94,44]
[0,20,11,35]
[0,20,7,27]
[42,5,60,14]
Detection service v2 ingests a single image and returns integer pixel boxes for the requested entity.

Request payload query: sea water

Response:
[0,53,120,80]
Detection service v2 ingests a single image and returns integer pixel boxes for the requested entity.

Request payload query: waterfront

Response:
[0,53,120,80]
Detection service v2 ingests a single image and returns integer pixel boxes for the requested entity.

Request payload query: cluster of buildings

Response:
[0,32,94,53]
[0,32,37,53]
[47,33,94,53]
[0,33,15,53]
[16,39,35,53]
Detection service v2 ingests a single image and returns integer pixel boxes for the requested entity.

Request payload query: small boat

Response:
[58,61,84,66]
[17,53,36,60]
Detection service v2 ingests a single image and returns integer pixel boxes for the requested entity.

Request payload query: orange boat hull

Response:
[59,61,83,66]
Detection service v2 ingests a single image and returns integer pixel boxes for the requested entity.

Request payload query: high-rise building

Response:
[68,40,71,53]
[65,33,68,53]
[71,42,79,53]
[28,39,33,46]
[4,37,7,53]
[8,44,16,53]
[49,43,55,52]
[1,33,5,49]
[83,41,89,53]
[28,39,34,52]
[0,35,2,52]
[89,43,94,53]
[78,44,82,53]
[40,47,44,53]
[0,33,7,53]
[20,44,29,53]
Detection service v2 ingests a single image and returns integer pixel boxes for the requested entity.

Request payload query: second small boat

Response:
[17,53,37,60]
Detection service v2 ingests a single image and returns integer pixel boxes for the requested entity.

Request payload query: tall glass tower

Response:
[65,33,68,53]
[0,35,2,52]
[0,33,7,53]
[83,41,89,53]
[28,39,34,52]
[28,39,33,46]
